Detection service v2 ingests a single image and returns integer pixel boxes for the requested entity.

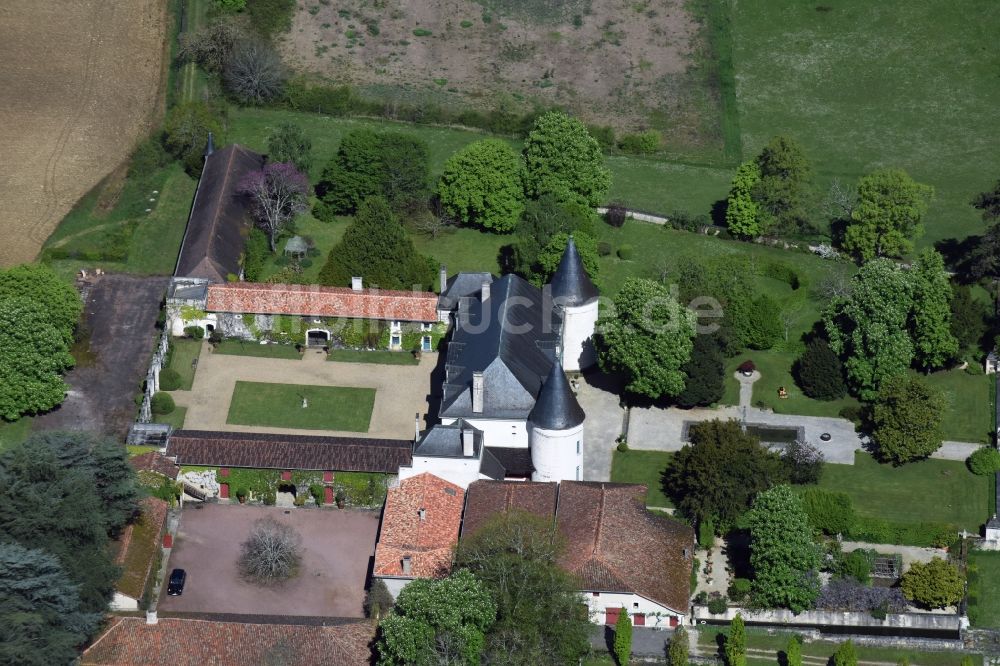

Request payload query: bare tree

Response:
[238,517,303,584]
[411,209,456,239]
[814,273,852,301]
[824,178,856,219]
[224,40,287,105]
[239,162,310,252]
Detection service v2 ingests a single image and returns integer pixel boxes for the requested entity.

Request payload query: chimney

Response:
[472,371,484,413]
[439,265,448,293]
[351,276,363,291]
[418,508,426,520]
[462,428,474,457]
[481,281,490,302]
[414,413,421,443]
[401,556,412,575]
[146,610,158,625]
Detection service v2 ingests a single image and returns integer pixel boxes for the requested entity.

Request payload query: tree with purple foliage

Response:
[239,162,310,252]
[816,578,907,613]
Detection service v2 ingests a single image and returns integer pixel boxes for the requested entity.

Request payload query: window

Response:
[592,592,600,597]
[391,334,401,348]
[633,602,639,609]
[576,440,580,455]
[421,322,433,331]
[391,320,401,331]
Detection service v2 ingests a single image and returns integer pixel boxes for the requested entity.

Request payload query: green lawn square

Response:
[226,381,375,432]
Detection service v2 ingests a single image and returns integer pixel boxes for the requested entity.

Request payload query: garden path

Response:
[575,374,626,482]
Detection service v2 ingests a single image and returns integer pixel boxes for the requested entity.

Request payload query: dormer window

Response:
[418,508,426,520]
[401,556,412,575]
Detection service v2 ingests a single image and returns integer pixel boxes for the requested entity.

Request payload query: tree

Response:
[782,440,824,485]
[842,169,933,260]
[319,197,436,290]
[950,285,988,353]
[238,517,303,583]
[724,614,746,666]
[0,542,99,666]
[316,129,430,215]
[163,101,224,175]
[728,294,782,350]
[785,636,803,666]
[365,578,395,621]
[968,447,1000,475]
[832,640,857,666]
[800,489,854,536]
[522,111,611,207]
[437,139,525,232]
[596,278,696,399]
[667,626,689,666]
[223,40,287,104]
[508,194,596,278]
[870,374,945,464]
[972,180,1000,223]
[909,249,958,370]
[725,160,763,238]
[614,610,632,666]
[239,162,310,251]
[902,557,964,609]
[676,334,725,408]
[177,16,247,72]
[753,136,812,234]
[0,297,75,420]
[376,569,497,665]
[794,338,847,400]
[823,258,914,400]
[746,485,820,612]
[456,511,590,665]
[664,420,787,528]
[534,232,600,285]
[0,265,82,339]
[267,122,313,173]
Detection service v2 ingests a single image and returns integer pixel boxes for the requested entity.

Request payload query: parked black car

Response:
[166,568,187,596]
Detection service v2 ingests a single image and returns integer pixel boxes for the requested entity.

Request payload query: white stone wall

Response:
[110,592,140,612]
[399,456,481,489]
[530,422,584,483]
[379,576,413,601]
[460,418,529,449]
[584,591,683,627]
[561,300,599,372]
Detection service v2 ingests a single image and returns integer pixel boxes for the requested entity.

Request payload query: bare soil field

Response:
[282,0,716,143]
[0,1,168,266]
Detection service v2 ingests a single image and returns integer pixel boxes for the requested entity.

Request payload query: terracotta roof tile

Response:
[374,473,464,579]
[166,430,412,473]
[206,282,439,322]
[113,498,169,600]
[129,452,180,479]
[81,617,375,665]
[460,480,558,538]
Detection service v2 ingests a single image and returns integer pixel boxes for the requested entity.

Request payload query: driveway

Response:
[158,503,378,618]
[181,347,436,440]
[576,373,626,482]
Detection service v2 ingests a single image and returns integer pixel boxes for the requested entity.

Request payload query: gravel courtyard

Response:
[158,503,378,618]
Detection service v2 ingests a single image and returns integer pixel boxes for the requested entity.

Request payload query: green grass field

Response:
[816,452,990,533]
[157,406,187,430]
[609,449,673,508]
[922,369,993,444]
[327,349,419,365]
[226,381,375,431]
[213,340,302,359]
[167,338,202,391]
[969,551,1000,628]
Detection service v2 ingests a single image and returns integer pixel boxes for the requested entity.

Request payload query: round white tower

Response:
[530,362,586,482]
[549,236,600,372]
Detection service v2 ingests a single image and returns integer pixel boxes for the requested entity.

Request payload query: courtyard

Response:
[157,503,379,618]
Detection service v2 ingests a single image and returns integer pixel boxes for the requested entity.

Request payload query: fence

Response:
[139,328,170,424]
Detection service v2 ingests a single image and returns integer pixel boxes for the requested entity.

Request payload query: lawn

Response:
[226,381,375,432]
[969,551,1000,628]
[167,338,202,391]
[724,352,860,419]
[732,0,1000,250]
[922,369,993,444]
[256,212,349,284]
[815,452,991,533]
[610,449,673,508]
[158,406,187,430]
[327,349,419,365]
[213,340,302,359]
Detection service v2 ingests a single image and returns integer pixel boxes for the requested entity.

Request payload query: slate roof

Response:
[441,274,562,420]
[460,480,558,538]
[166,430,411,473]
[556,482,694,613]
[529,362,585,430]
[205,282,439,322]
[129,452,180,479]
[438,272,495,311]
[81,617,375,665]
[549,236,599,307]
[174,145,264,283]
[482,446,534,478]
[413,422,482,458]
[374,473,465,579]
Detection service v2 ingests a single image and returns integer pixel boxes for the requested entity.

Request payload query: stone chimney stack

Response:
[440,265,448,293]
[472,371,484,413]
[146,610,158,625]
[351,276,363,291]
[418,508,426,520]
[462,428,474,457]
[414,413,420,442]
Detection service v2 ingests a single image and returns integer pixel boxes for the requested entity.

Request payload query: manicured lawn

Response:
[157,406,187,430]
[327,349,419,365]
[815,452,990,533]
[127,445,159,457]
[725,352,861,418]
[256,211,349,284]
[0,418,32,452]
[922,369,993,444]
[167,338,202,391]
[969,551,1000,628]
[610,450,673,508]
[213,340,302,359]
[226,381,375,432]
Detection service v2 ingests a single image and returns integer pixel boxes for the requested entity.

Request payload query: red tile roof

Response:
[460,480,558,539]
[81,617,375,665]
[555,482,694,613]
[374,473,465,579]
[206,282,439,322]
[129,452,180,479]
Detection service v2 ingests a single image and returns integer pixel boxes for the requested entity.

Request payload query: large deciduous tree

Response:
[908,249,958,370]
[238,517,303,583]
[596,278,696,399]
[177,16,247,72]
[823,258,914,400]
[663,419,787,529]
[522,111,611,207]
[972,180,1000,223]
[266,121,313,174]
[900,557,963,609]
[239,162,310,251]
[376,569,497,665]
[0,264,81,341]
[319,196,435,290]
[163,101,224,176]
[752,136,813,234]
[507,194,596,279]
[842,168,933,260]
[746,485,820,612]
[437,139,526,232]
[869,374,945,465]
[223,40,287,104]
[725,160,763,238]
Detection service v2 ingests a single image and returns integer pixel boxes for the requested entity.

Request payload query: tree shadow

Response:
[935,235,982,283]
[710,199,728,228]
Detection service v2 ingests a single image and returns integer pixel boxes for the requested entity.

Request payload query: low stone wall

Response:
[692,605,962,635]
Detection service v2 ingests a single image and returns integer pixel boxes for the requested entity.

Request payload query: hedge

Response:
[846,516,955,548]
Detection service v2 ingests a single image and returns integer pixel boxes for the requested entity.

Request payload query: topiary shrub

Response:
[158,368,182,391]
[597,241,613,256]
[605,202,628,228]
[737,359,755,374]
[617,244,634,260]
[151,392,175,415]
[801,488,855,535]
[616,439,629,452]
[707,594,727,614]
[184,325,205,340]
[968,447,1000,475]
[794,339,847,400]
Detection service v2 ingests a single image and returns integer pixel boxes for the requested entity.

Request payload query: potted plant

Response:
[738,360,756,376]
[335,490,346,509]
[235,487,248,504]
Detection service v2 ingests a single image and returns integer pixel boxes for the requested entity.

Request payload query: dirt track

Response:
[0,1,168,266]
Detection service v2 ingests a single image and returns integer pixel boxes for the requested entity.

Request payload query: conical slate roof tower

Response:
[529,361,585,431]
[549,236,599,306]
